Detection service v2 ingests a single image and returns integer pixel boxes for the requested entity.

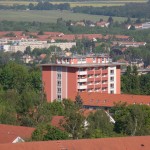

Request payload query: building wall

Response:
[62,67,68,98]
[42,66,51,102]
[116,66,121,94]
[42,65,121,102]
[67,67,78,99]
[51,66,57,101]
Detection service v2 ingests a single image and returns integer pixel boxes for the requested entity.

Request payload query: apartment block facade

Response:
[41,54,121,102]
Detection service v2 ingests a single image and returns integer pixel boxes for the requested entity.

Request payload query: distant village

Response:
[0,27,148,71]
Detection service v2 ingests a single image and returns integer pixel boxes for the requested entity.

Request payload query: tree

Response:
[27,69,41,92]
[18,85,40,114]
[129,25,135,30]
[38,31,44,35]
[32,124,69,141]
[28,3,34,10]
[135,18,141,24]
[113,104,150,136]
[0,99,18,125]
[0,51,11,66]
[75,93,83,108]
[126,17,131,24]
[24,46,31,55]
[62,99,85,139]
[86,110,114,138]
[62,111,85,139]
[0,62,28,92]
[108,16,113,25]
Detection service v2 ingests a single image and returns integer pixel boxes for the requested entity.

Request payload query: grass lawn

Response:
[0,10,128,23]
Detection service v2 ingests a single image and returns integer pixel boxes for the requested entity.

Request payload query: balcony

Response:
[95,78,101,81]
[78,71,87,75]
[102,70,108,74]
[77,61,86,64]
[102,77,108,81]
[87,85,94,89]
[88,78,94,82]
[102,84,108,88]
[95,84,101,88]
[87,70,94,74]
[78,85,87,89]
[78,78,87,82]
[95,70,101,74]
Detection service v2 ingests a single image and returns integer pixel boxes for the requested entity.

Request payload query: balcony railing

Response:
[78,85,87,89]
[78,71,87,75]
[78,78,87,82]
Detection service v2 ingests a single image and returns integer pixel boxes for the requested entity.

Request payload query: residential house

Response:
[0,124,35,144]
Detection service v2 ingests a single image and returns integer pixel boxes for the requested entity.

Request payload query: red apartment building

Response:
[41,54,121,102]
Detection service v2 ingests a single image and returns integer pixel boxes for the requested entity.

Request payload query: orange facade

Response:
[42,55,121,102]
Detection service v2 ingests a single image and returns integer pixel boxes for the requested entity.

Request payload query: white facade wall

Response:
[108,66,116,94]
[142,22,150,29]
[4,42,76,53]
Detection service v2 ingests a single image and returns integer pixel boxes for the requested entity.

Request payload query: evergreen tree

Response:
[75,93,83,108]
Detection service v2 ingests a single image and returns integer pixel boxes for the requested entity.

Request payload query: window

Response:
[102,67,107,70]
[110,84,114,88]
[95,81,100,84]
[110,90,114,94]
[57,74,61,79]
[88,75,93,78]
[57,88,61,93]
[57,67,62,72]
[57,81,61,86]
[95,74,100,78]
[88,81,93,85]
[110,70,114,74]
[102,88,107,91]
[110,77,114,81]
[57,95,61,99]
[95,88,100,92]
[88,68,93,71]
[78,68,84,71]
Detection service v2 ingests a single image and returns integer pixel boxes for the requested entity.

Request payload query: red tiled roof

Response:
[0,136,150,150]
[78,93,150,107]
[0,124,35,144]
[39,54,46,59]
[0,31,132,42]
[51,116,65,130]
[81,109,96,117]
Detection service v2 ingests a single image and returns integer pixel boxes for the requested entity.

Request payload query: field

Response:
[0,10,128,23]
[0,0,147,7]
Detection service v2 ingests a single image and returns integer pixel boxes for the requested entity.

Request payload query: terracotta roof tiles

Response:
[0,136,150,150]
[79,93,150,108]
[0,124,35,144]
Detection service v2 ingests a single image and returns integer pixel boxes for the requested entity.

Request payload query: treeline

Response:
[73,1,150,19]
[0,2,70,10]
[122,66,150,95]
[0,1,150,19]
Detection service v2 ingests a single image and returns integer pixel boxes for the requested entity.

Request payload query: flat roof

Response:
[40,62,123,68]
[57,54,109,59]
